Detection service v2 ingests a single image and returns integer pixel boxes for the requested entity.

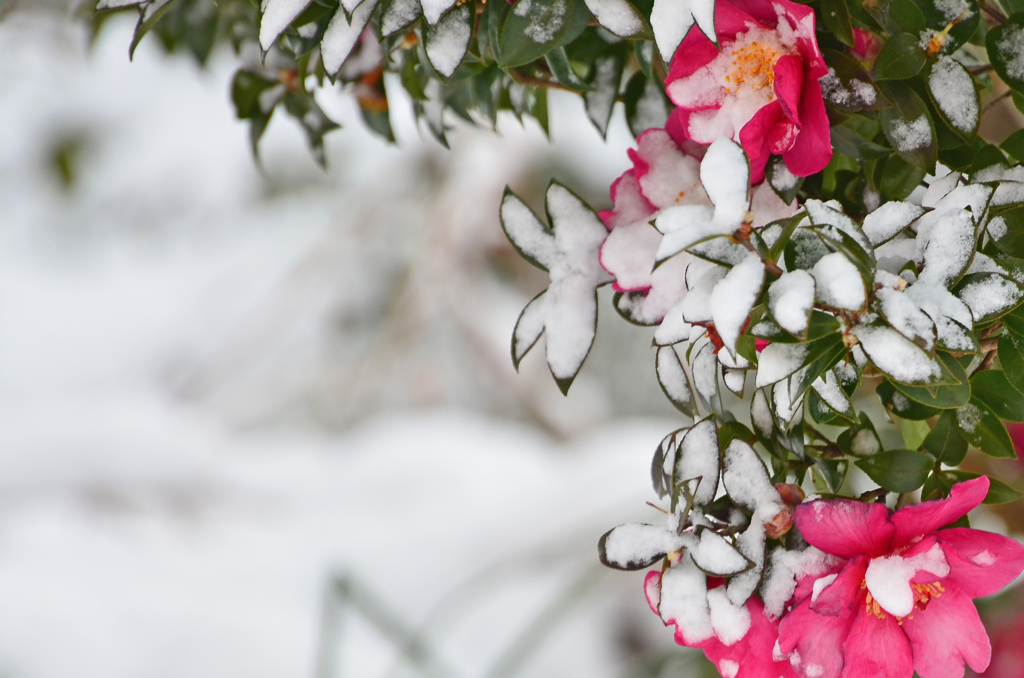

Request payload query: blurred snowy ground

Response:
[0,5,701,678]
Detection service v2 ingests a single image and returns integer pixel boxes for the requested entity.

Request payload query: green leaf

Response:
[921,410,968,465]
[820,49,887,113]
[544,45,590,92]
[875,33,927,80]
[987,14,1024,94]
[984,476,1024,503]
[902,418,931,450]
[999,331,1024,397]
[970,370,1024,421]
[820,0,854,46]
[878,83,937,172]
[989,204,1024,257]
[1002,128,1024,163]
[856,449,934,493]
[838,413,883,457]
[584,47,625,138]
[624,72,670,137]
[831,120,892,161]
[766,212,807,262]
[878,379,940,420]
[957,397,1017,458]
[865,0,926,35]
[889,351,972,409]
[811,457,849,494]
[498,0,579,68]
[919,0,980,56]
[878,154,928,200]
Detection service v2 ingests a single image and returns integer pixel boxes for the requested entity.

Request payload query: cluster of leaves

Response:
[87,0,681,165]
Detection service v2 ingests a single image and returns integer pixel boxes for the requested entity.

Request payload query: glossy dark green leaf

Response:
[838,413,882,457]
[990,204,1024,257]
[544,45,590,92]
[921,410,968,465]
[1002,128,1024,162]
[875,33,927,80]
[811,457,849,494]
[957,397,1017,458]
[970,370,1024,421]
[766,157,803,205]
[889,352,971,409]
[999,331,1024,399]
[865,0,926,35]
[855,449,934,492]
[498,0,579,68]
[821,50,887,114]
[878,154,928,200]
[820,0,854,46]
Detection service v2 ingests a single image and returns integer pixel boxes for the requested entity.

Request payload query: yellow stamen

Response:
[724,41,784,94]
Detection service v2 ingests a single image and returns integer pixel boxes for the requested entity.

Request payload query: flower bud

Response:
[774,483,805,506]
[764,505,794,539]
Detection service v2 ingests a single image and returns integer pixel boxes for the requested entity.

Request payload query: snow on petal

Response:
[710,254,764,356]
[864,541,949,617]
[660,554,714,644]
[260,0,314,51]
[768,270,815,336]
[707,587,753,646]
[321,0,380,75]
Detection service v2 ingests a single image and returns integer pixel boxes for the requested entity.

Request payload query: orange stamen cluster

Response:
[724,42,783,94]
[860,580,945,626]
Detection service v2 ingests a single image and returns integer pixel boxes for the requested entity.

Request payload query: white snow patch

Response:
[707,587,752,646]
[864,543,950,617]
[710,254,764,356]
[810,573,838,603]
[768,270,815,336]
[425,5,472,78]
[929,57,978,134]
[812,252,866,311]
[583,0,643,36]
[852,324,941,383]
[888,115,931,152]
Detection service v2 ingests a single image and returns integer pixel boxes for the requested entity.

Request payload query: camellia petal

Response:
[840,612,914,678]
[902,586,991,678]
[793,499,895,559]
[937,527,1024,598]
[777,597,853,678]
[890,476,989,550]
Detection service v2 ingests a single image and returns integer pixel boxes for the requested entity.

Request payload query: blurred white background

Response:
[0,3,705,676]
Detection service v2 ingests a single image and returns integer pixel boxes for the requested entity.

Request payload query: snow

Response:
[929,57,978,134]
[727,521,766,606]
[381,0,421,34]
[518,0,568,43]
[680,264,727,323]
[755,343,809,388]
[876,286,936,349]
[583,0,643,36]
[650,0,716,62]
[321,0,379,75]
[677,418,721,505]
[864,544,950,617]
[702,138,751,229]
[654,305,691,346]
[659,556,713,642]
[706,587,752,646]
[602,523,687,568]
[819,67,877,108]
[810,574,837,603]
[259,0,313,51]
[812,370,851,415]
[501,193,558,270]
[862,201,924,246]
[989,215,1008,241]
[722,440,779,514]
[760,547,839,619]
[657,345,694,411]
[420,0,457,24]
[888,114,931,152]
[850,427,880,456]
[720,659,740,678]
[710,254,765,356]
[851,325,942,383]
[768,270,815,336]
[692,529,751,576]
[811,252,867,311]
[996,24,1024,82]
[915,207,975,287]
[693,342,720,404]
[425,4,472,78]
[958,274,1023,321]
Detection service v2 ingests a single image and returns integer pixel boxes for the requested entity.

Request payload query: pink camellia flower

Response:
[646,571,799,678]
[850,27,882,63]
[664,0,832,183]
[777,477,1024,678]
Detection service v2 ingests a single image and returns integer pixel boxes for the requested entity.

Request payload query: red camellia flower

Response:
[664,0,832,183]
[778,477,1024,678]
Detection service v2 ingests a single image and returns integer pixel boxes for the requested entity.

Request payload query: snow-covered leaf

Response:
[723,368,746,395]
[915,207,976,288]
[584,50,625,138]
[692,341,720,412]
[424,4,472,79]
[659,555,713,642]
[624,73,671,137]
[755,343,808,388]
[650,0,715,63]
[598,523,688,570]
[768,270,815,338]
[956,272,1024,323]
[876,286,937,350]
[927,56,979,138]
[420,0,457,24]
[498,0,578,68]
[702,138,750,229]
[501,184,613,394]
[675,418,720,505]
[583,0,643,36]
[380,0,423,35]
[852,324,942,385]
[987,17,1024,92]
[657,346,695,415]
[722,440,780,516]
[811,251,867,311]
[862,201,925,246]
[321,0,380,75]
[727,521,766,605]
[709,254,764,357]
[96,0,145,7]
[259,0,314,51]
[691,529,751,576]
[680,263,726,323]
[812,369,852,416]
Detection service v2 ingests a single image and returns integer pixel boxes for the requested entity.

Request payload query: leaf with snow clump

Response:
[260,0,314,51]
[710,255,764,358]
[650,0,715,63]
[818,49,886,114]
[957,398,1016,458]
[582,0,644,36]
[599,524,689,570]
[812,369,853,418]
[420,0,457,24]
[722,440,780,517]
[915,207,976,288]
[768,271,815,338]
[690,529,752,576]
[755,343,809,388]
[498,0,581,68]
[875,286,937,350]
[927,57,980,139]
[811,252,867,311]
[380,0,422,35]
[987,17,1024,94]
[624,73,672,138]
[852,324,942,385]
[862,201,925,246]
[585,49,626,138]
[500,184,612,394]
[878,82,937,172]
[784,335,848,408]
[424,4,473,79]
[321,0,380,75]
[692,341,721,415]
[955,272,1024,323]
[674,418,720,505]
[657,346,695,416]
